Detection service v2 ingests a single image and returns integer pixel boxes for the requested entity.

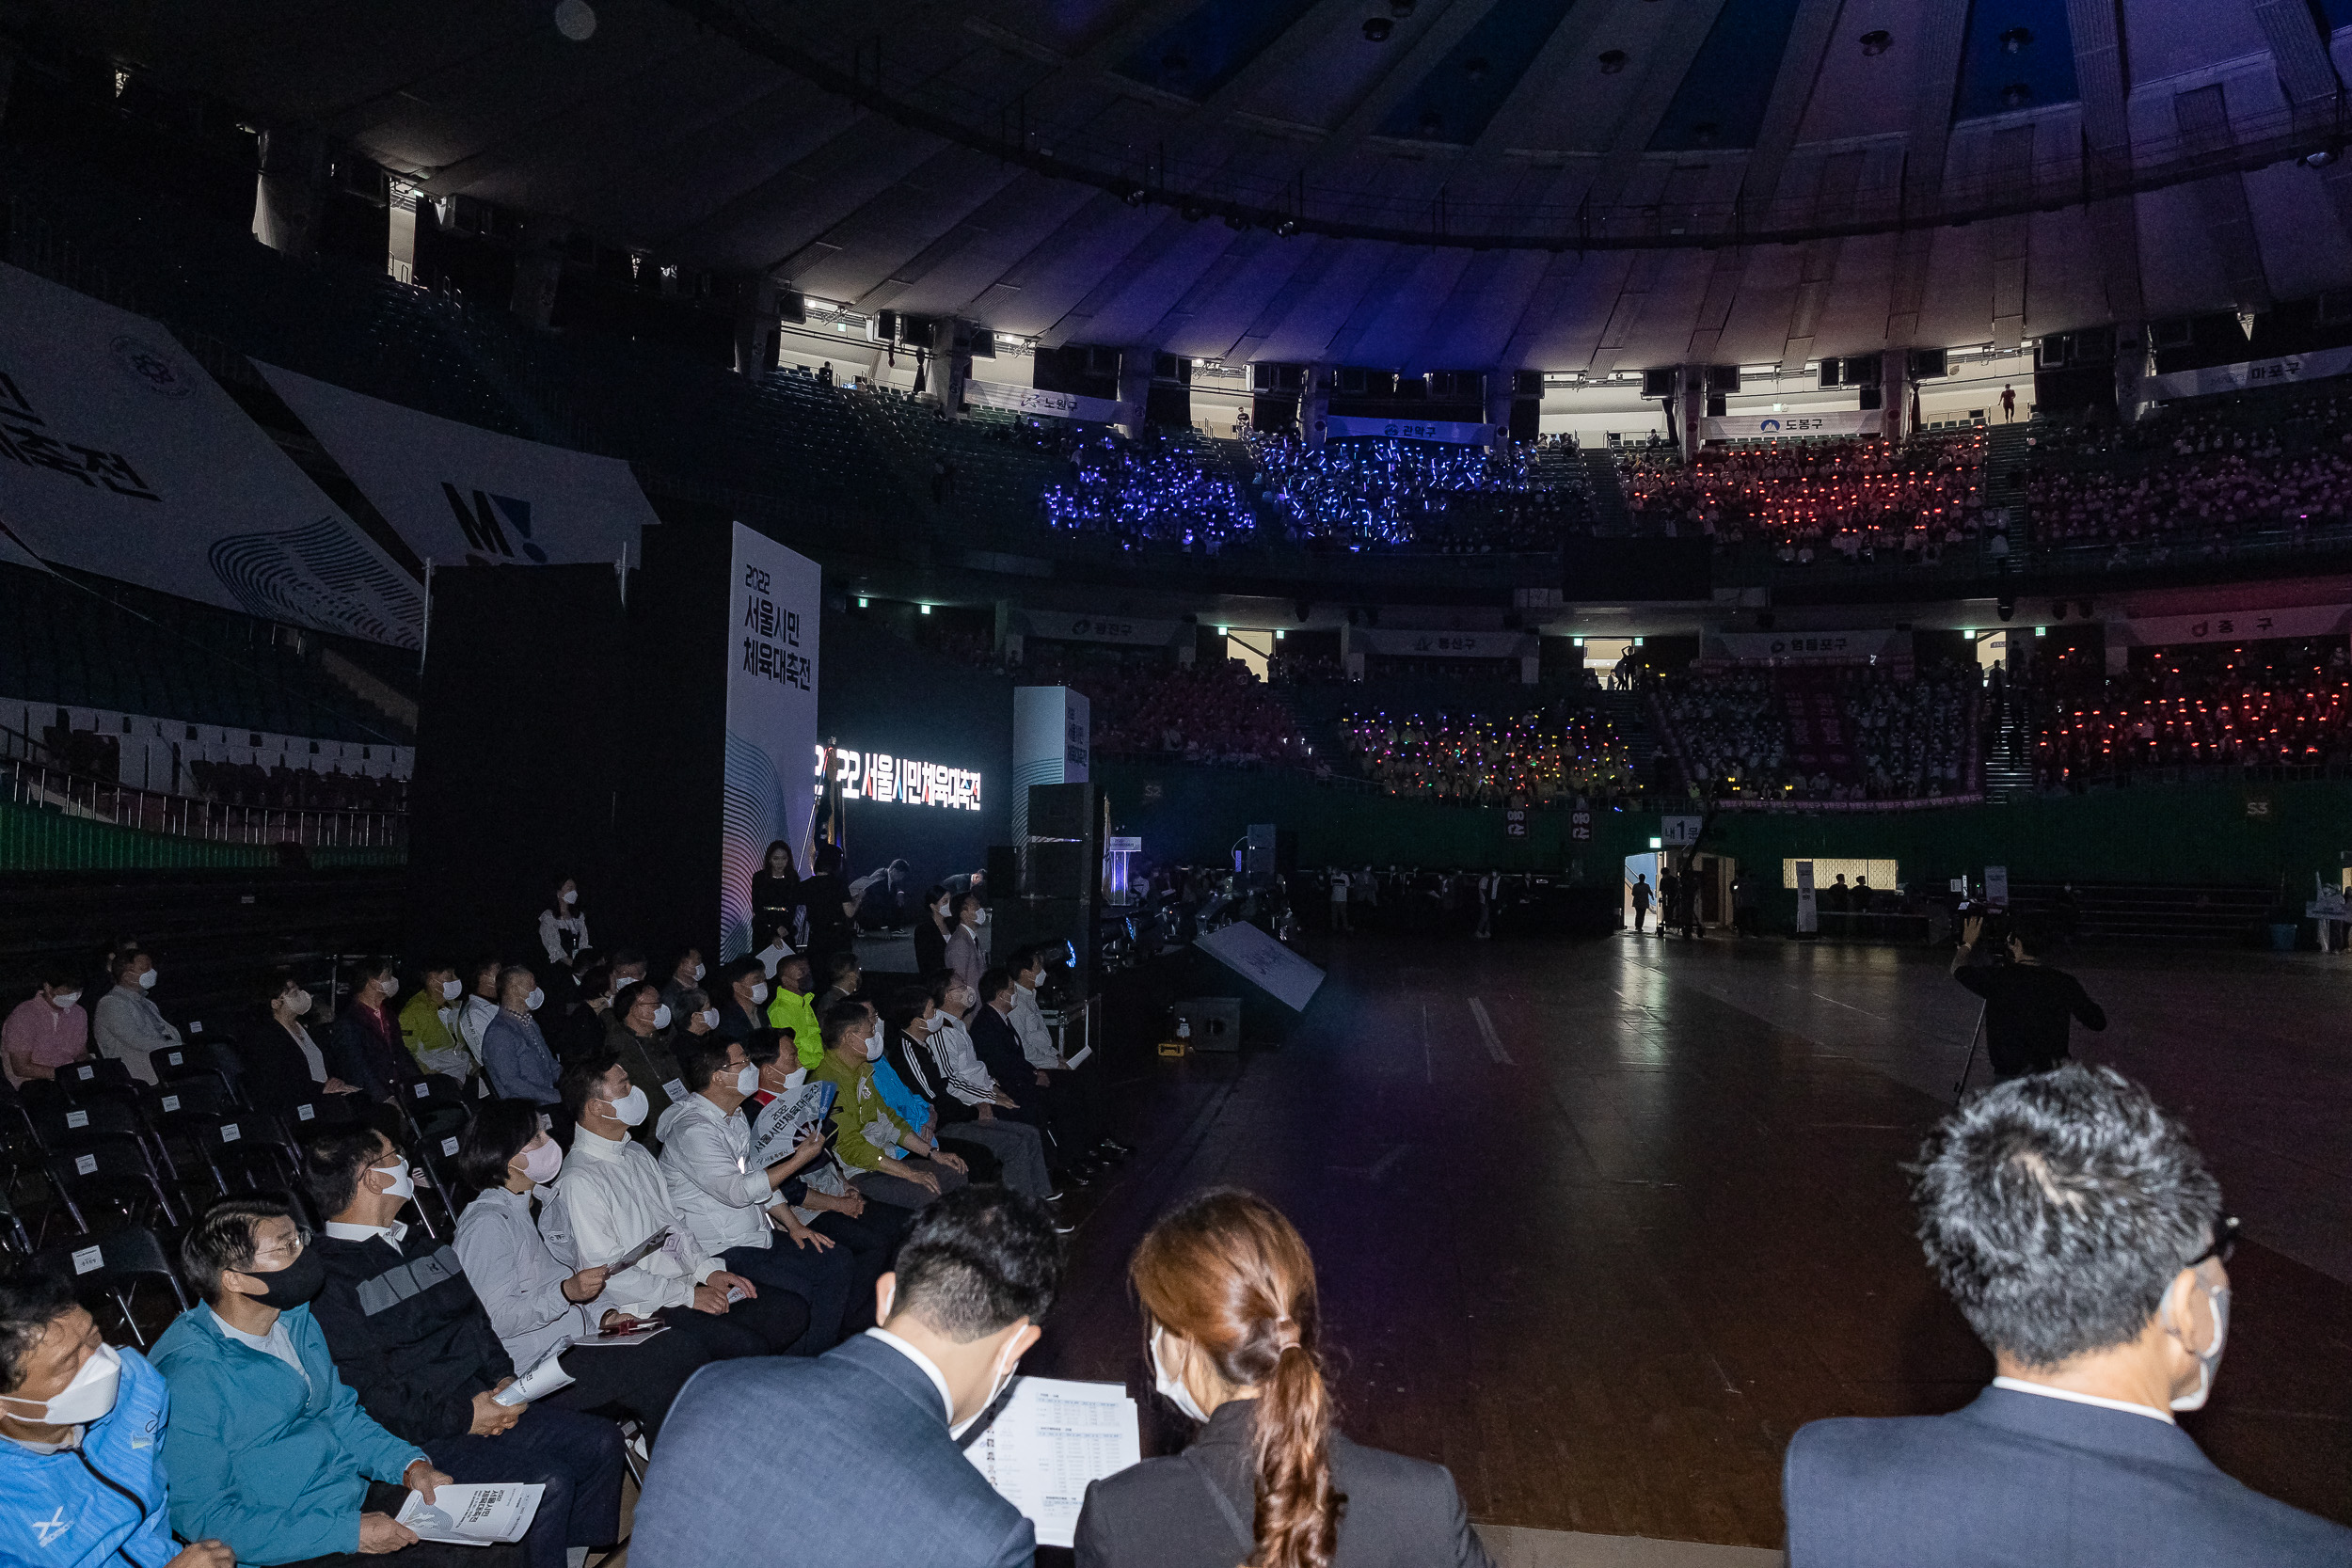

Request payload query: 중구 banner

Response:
[720,524,821,961]
[255,363,660,569]
[0,263,422,645]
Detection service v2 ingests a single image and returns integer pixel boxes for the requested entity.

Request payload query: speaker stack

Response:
[999,782,1100,998]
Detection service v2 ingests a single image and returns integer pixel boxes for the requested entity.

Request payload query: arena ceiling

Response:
[50,0,2352,373]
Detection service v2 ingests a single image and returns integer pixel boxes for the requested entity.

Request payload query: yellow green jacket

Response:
[808,1052,913,1172]
[764,987,823,1069]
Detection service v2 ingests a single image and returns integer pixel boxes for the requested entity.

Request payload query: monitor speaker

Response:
[1706,393,1727,417]
[1858,385,1883,411]
[1641,367,1678,398]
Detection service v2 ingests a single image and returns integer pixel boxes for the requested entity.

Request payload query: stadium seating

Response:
[2026,638,2352,789]
[1647,663,1979,804]
[1620,434,1991,569]
[1337,704,1636,805]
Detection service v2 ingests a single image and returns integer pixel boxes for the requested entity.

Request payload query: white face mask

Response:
[520,1139,564,1185]
[861,1033,883,1062]
[938,899,953,918]
[698,1008,720,1030]
[286,990,312,1016]
[607,1085,650,1127]
[137,969,158,990]
[50,990,80,1010]
[780,1067,807,1093]
[692,962,707,981]
[951,1336,1024,1441]
[2168,1275,2231,1412]
[750,982,771,1006]
[379,977,399,999]
[1,1341,122,1428]
[652,1005,673,1030]
[524,988,545,1012]
[972,909,990,927]
[736,1065,761,1095]
[440,979,461,1002]
[1151,1325,1212,1422]
[562,889,579,906]
[374,1159,416,1202]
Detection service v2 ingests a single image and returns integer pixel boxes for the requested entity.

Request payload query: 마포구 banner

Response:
[719,524,821,961]
[255,363,660,569]
[2140,345,2352,404]
[0,263,422,646]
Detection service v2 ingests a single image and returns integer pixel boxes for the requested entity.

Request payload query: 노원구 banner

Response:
[719,524,821,961]
[0,263,422,646]
[255,363,661,569]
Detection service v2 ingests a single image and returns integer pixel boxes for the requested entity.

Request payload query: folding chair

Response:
[0,1186,31,1261]
[31,1227,192,1347]
[198,1114,298,1195]
[154,1042,240,1103]
[56,1059,137,1098]
[43,1140,180,1238]
[399,1080,474,1233]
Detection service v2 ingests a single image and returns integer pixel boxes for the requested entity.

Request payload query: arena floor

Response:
[1026,932,2352,1560]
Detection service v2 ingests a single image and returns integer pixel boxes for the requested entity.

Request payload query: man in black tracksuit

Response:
[1951,915,2107,1080]
[302,1128,623,1568]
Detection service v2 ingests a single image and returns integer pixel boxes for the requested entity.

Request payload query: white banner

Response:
[0,263,421,645]
[1352,627,1538,659]
[964,378,1133,424]
[255,364,660,568]
[1322,415,1497,444]
[1713,628,1904,664]
[1017,610,1184,646]
[720,525,821,961]
[2141,345,2352,403]
[1699,411,1883,439]
[2114,604,2351,646]
[1795,861,1818,934]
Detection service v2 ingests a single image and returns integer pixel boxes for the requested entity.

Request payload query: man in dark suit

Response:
[1785,1064,2352,1566]
[631,1186,1065,1568]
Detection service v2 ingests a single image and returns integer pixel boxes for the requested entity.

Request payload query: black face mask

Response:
[240,1244,327,1310]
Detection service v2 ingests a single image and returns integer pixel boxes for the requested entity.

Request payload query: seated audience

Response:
[0,1269,232,1568]
[153,1195,498,1566]
[870,986,999,1186]
[2028,638,2352,788]
[454,955,504,1066]
[538,1047,808,1358]
[1339,705,1635,806]
[710,956,769,1043]
[809,999,971,1210]
[655,948,706,1016]
[631,1187,1065,1568]
[301,1128,623,1568]
[1621,434,1984,565]
[451,1098,717,1445]
[1010,947,1125,1172]
[1650,661,1974,803]
[654,1034,853,1354]
[327,957,428,1105]
[482,966,559,1107]
[1784,1064,2352,1564]
[741,1029,899,1317]
[817,950,864,1015]
[921,970,1057,1199]
[760,951,822,1068]
[3,960,91,1086]
[604,980,684,1149]
[882,981,1058,1206]
[398,962,477,1083]
[241,968,372,1126]
[92,949,179,1085]
[1075,1188,1492,1568]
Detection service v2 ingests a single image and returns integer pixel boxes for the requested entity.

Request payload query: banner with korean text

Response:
[1712,628,1904,664]
[0,263,421,646]
[2112,604,2352,647]
[1697,411,1883,440]
[254,363,660,568]
[1322,414,1496,444]
[1353,627,1538,659]
[1017,610,1186,647]
[2140,345,2352,403]
[720,524,821,961]
[965,378,1134,425]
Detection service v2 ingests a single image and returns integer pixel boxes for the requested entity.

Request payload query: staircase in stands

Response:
[1580,449,1634,534]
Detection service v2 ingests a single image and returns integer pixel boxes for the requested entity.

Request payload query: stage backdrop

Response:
[0,263,421,646]
[720,523,821,961]
[254,363,660,569]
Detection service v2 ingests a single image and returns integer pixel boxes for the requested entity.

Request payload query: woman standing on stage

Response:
[1075,1190,1494,1568]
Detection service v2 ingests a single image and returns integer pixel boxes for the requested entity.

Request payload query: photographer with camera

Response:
[1951,911,2107,1082]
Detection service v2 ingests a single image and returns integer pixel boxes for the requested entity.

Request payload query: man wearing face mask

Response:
[654,1036,854,1354]
[603,980,686,1150]
[711,956,771,1044]
[762,952,823,1069]
[944,890,990,993]
[657,948,707,1017]
[809,1001,971,1212]
[92,950,179,1085]
[303,1129,624,1568]
[0,1270,233,1568]
[153,1196,496,1566]
[398,962,478,1083]
[4,962,92,1087]
[631,1187,1064,1568]
[1785,1064,2352,1565]
[744,1029,904,1317]
[455,955,505,1068]
[484,966,561,1108]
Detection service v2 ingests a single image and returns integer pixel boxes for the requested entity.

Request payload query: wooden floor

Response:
[1021,932,2352,1551]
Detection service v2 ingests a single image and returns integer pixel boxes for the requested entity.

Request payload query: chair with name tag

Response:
[396,1079,474,1235]
[198,1114,298,1195]
[142,1080,237,1204]
[43,1137,181,1240]
[31,1227,190,1347]
[154,1041,243,1104]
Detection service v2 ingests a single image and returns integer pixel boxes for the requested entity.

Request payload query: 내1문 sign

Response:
[1661,815,1703,847]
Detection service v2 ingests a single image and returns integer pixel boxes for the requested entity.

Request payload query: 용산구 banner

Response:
[0,263,421,646]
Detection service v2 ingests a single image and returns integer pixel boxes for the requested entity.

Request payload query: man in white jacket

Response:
[538,1045,806,1360]
[654,1036,854,1354]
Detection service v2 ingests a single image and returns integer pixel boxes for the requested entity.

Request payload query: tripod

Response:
[1951,1002,1989,1101]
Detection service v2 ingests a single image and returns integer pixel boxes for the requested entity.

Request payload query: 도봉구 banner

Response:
[1698,411,1883,440]
[254,363,661,569]
[0,263,422,646]
[964,378,1133,425]
[719,523,821,961]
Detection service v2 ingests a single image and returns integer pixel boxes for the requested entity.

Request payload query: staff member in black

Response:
[1951,914,2106,1080]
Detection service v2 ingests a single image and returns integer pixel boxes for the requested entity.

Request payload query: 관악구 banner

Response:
[0,263,422,646]
[720,524,821,961]
[255,362,661,569]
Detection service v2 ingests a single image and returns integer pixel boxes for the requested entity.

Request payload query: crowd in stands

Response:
[1648,661,1976,802]
[1039,431,1256,551]
[1619,435,1989,565]
[2026,422,2352,562]
[2021,638,2352,788]
[1337,704,1636,805]
[1247,433,1589,553]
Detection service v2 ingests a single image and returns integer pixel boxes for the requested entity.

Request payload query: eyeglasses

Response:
[2185,1214,2240,1269]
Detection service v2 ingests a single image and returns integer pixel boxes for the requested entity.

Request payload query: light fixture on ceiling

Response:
[2000,82,2033,109]
[1362,17,1394,41]
[553,0,596,41]
[1998,26,2033,53]
[1859,29,1891,55]
[1597,50,1629,74]
[2305,148,2340,168]
[1274,218,1299,237]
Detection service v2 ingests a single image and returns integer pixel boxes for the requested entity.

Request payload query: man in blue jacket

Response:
[631,1186,1065,1568]
[0,1270,230,1568]
[152,1195,521,1567]
[1784,1065,2352,1566]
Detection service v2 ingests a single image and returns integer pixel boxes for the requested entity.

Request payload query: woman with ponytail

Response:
[1075,1189,1494,1568]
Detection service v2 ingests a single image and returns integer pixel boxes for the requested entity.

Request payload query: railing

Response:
[0,736,407,851]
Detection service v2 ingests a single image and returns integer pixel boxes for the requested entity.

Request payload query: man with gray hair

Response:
[1784,1064,2349,1564]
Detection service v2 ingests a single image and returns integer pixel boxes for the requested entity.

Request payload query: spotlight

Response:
[1597,49,1629,73]
[2304,148,2339,168]
[1362,17,1393,41]
[1274,219,1299,238]
[1859,29,1892,55]
[1119,182,1149,206]
[553,0,596,40]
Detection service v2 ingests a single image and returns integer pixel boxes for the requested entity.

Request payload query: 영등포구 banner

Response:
[0,264,421,645]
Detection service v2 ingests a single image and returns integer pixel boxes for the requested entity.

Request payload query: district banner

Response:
[720,523,821,960]
[255,362,660,568]
[0,263,421,645]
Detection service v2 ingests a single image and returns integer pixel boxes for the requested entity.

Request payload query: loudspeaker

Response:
[876,309,899,343]
[1022,783,1099,995]
[1026,782,1095,843]
[1706,393,1727,417]
[1706,365,1740,394]
[1819,359,1842,388]
[1512,369,1544,396]
[1843,355,1882,387]
[1641,366,1678,397]
[1907,347,1947,379]
[1858,385,1883,411]
[986,845,1018,900]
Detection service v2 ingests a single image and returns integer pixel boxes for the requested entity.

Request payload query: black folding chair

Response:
[31,1227,191,1347]
[199,1114,298,1194]
[398,1080,474,1233]
[0,1185,31,1260]
[154,1043,240,1103]
[56,1059,138,1098]
[44,1140,180,1238]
